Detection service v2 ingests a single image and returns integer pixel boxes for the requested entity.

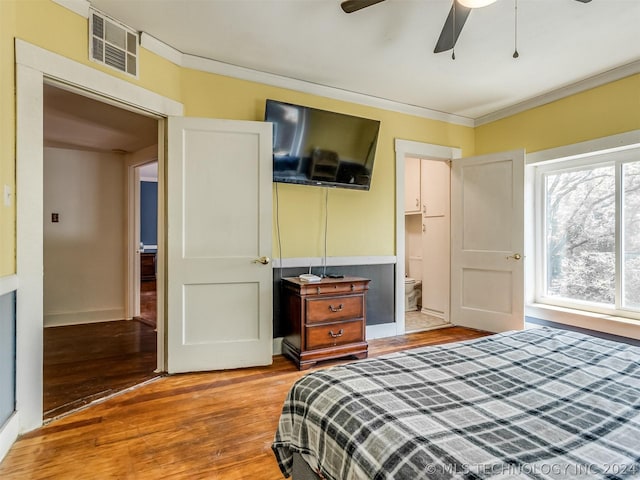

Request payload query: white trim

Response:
[532,146,640,320]
[527,304,640,341]
[140,33,183,66]
[50,0,89,18]
[476,60,640,126]
[44,309,127,327]
[47,0,640,127]
[15,40,182,434]
[16,63,45,433]
[366,322,399,340]
[528,133,640,332]
[0,413,20,464]
[35,1,472,125]
[394,139,461,337]
[0,275,18,297]
[16,40,182,117]
[181,54,474,127]
[138,32,473,126]
[273,337,283,356]
[272,256,396,269]
[527,130,640,165]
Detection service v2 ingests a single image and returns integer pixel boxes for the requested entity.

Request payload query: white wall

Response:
[43,147,126,326]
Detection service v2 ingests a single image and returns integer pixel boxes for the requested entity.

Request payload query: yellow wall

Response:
[0,0,17,276]
[181,68,473,257]
[3,0,638,276]
[0,0,474,277]
[475,74,640,155]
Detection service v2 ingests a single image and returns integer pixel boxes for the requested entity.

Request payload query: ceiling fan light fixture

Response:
[457,0,497,8]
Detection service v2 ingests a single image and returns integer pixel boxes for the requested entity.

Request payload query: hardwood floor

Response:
[43,281,159,419]
[1,326,489,480]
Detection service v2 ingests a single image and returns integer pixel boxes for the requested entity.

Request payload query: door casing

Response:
[15,39,182,433]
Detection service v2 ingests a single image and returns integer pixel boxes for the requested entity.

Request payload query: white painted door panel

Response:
[451,150,524,332]
[167,117,273,373]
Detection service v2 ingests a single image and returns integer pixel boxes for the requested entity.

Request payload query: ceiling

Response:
[89,0,640,121]
[44,83,158,152]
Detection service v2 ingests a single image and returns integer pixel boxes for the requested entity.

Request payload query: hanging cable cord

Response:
[275,181,284,280]
[323,187,329,278]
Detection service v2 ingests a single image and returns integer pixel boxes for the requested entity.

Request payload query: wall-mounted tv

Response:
[265,99,380,191]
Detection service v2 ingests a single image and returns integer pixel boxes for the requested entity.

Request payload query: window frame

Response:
[534,147,640,321]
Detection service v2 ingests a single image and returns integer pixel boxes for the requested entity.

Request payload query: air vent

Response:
[89,9,138,77]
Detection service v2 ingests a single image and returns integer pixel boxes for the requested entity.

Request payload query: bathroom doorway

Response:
[403,156,451,332]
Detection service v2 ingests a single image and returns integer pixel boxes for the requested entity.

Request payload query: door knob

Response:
[506,253,522,260]
[253,256,271,265]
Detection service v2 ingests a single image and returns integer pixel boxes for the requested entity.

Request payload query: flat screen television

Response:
[265,99,380,191]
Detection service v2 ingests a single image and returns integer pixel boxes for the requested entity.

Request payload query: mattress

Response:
[272,327,640,479]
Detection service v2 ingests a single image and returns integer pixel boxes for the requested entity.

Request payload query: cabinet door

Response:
[421,159,450,217]
[404,157,421,214]
[421,216,449,315]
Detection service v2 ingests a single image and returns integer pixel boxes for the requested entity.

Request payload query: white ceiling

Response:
[43,83,158,152]
[89,0,640,121]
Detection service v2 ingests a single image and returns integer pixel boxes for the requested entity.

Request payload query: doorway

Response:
[135,162,158,329]
[42,84,160,419]
[394,140,461,335]
[403,157,451,332]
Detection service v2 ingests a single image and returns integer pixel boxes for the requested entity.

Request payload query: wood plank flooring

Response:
[2,326,490,479]
[44,280,158,420]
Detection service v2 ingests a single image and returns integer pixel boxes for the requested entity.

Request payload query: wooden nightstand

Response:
[281,276,370,370]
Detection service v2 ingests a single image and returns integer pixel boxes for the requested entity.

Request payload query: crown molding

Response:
[146,40,474,127]
[475,59,640,126]
[140,33,183,67]
[54,1,640,129]
[51,0,90,18]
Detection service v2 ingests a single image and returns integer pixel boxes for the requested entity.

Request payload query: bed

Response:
[272,327,640,479]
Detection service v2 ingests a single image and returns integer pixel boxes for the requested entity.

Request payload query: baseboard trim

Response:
[273,256,396,269]
[0,412,19,464]
[44,309,126,327]
[366,322,399,340]
[273,337,283,356]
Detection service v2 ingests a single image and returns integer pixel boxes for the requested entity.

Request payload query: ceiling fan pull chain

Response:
[452,0,457,60]
[513,0,520,58]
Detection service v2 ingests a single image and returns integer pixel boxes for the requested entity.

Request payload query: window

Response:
[536,148,640,320]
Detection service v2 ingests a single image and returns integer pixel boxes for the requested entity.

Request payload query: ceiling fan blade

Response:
[434,1,472,53]
[341,0,386,14]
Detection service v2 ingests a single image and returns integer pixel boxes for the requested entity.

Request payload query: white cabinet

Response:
[420,160,450,317]
[420,159,449,218]
[421,216,449,315]
[404,157,421,214]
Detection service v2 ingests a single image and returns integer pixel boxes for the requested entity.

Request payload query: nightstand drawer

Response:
[299,281,368,296]
[305,320,364,350]
[306,295,363,324]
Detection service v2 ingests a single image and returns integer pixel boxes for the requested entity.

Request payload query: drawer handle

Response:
[328,304,344,313]
[328,329,344,338]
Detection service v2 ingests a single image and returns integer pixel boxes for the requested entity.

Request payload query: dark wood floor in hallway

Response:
[43,280,159,419]
[2,326,490,480]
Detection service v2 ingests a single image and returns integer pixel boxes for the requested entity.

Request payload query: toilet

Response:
[404,277,422,312]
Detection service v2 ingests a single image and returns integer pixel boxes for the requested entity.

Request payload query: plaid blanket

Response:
[272,327,640,479]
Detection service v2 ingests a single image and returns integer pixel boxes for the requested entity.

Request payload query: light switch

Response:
[52,213,59,223]
[3,185,11,207]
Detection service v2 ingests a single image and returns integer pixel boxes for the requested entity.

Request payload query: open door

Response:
[451,150,525,332]
[167,117,273,373]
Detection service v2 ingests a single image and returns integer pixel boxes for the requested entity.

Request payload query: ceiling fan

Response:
[340,0,592,54]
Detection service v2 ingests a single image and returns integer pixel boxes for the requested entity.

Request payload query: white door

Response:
[167,117,273,373]
[451,150,525,332]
